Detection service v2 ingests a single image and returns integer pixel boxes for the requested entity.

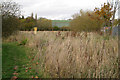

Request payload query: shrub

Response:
[37,18,52,31]
[70,10,104,32]
[53,26,60,31]
[19,38,28,46]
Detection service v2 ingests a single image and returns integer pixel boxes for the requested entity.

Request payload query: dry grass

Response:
[6,31,119,78]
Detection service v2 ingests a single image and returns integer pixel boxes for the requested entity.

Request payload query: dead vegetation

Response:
[6,31,119,78]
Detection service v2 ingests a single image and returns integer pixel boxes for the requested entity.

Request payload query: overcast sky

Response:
[5,0,119,20]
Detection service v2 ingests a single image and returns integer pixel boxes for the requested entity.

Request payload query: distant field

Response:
[52,20,71,27]
[4,31,119,78]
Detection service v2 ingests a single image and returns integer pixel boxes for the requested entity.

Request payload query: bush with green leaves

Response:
[70,10,104,32]
[19,38,28,46]
[19,16,36,31]
[37,18,52,31]
[53,26,60,31]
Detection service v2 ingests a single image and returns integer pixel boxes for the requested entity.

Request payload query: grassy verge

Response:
[2,42,48,78]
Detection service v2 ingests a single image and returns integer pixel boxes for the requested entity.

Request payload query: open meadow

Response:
[3,31,119,78]
[2,0,120,79]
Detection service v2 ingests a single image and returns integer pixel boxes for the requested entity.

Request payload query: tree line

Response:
[1,0,120,38]
[19,14,70,31]
[1,1,70,38]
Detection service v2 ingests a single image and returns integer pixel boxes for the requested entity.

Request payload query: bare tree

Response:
[1,1,21,18]
[109,0,119,26]
[1,1,21,38]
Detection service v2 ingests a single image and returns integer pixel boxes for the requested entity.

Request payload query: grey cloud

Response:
[13,0,107,20]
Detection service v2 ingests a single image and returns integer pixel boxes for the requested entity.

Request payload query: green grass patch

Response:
[2,42,47,78]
